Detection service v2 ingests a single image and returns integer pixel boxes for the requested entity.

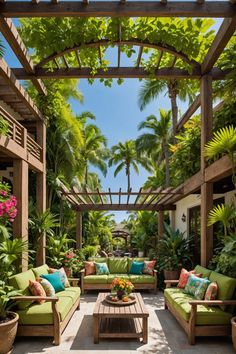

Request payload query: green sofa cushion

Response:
[9,269,36,310]
[129,275,155,284]
[108,258,128,274]
[209,271,236,310]
[88,257,108,264]
[128,258,149,272]
[56,287,81,304]
[32,264,49,278]
[164,288,232,325]
[194,265,212,278]
[84,275,108,284]
[107,274,130,284]
[17,295,72,325]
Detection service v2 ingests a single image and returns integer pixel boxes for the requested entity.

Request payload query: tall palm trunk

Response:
[168,81,178,139]
[126,164,131,191]
[163,140,170,187]
[85,163,88,185]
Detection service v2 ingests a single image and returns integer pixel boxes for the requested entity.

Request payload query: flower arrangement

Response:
[62,249,83,276]
[111,277,134,299]
[0,182,17,224]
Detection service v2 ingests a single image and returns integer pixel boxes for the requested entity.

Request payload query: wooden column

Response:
[158,211,164,241]
[200,75,213,267]
[76,212,83,249]
[36,121,46,265]
[169,210,175,230]
[13,159,29,271]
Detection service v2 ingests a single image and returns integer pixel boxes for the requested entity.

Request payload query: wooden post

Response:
[169,210,175,230]
[76,212,82,249]
[200,75,213,267]
[13,159,29,271]
[158,211,164,241]
[36,121,46,265]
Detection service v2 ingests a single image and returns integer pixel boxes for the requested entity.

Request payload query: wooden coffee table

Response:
[93,292,149,344]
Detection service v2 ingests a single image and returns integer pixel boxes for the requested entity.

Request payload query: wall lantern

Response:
[181,213,186,222]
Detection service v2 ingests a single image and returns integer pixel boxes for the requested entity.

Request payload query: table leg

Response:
[142,317,148,344]
[93,316,99,344]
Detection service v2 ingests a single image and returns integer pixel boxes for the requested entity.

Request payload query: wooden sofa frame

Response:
[80,269,158,294]
[164,280,236,345]
[13,278,80,345]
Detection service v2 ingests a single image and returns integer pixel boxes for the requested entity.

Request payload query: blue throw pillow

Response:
[129,261,144,275]
[95,262,110,275]
[41,272,65,293]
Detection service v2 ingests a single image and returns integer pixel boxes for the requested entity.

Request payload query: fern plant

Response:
[204,125,236,188]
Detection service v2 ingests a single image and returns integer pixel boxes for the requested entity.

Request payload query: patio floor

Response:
[13,292,234,354]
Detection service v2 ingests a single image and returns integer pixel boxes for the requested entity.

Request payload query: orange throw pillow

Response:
[84,261,96,276]
[177,268,201,289]
[29,280,46,304]
[205,282,218,301]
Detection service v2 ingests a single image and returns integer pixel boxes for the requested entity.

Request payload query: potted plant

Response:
[159,223,193,280]
[0,281,21,354]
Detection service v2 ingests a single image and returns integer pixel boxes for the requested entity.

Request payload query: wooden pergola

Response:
[0,0,235,268]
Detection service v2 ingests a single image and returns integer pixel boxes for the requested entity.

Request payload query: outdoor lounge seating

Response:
[80,257,157,294]
[164,265,236,345]
[9,264,81,345]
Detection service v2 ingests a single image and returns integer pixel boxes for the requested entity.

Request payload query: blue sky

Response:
[2,17,222,222]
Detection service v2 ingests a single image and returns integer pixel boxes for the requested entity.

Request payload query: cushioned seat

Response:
[17,296,73,325]
[164,288,232,325]
[57,287,81,304]
[129,274,155,284]
[84,275,108,284]
[107,274,130,283]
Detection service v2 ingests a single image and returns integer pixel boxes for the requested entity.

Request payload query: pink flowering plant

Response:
[62,249,84,275]
[0,182,17,225]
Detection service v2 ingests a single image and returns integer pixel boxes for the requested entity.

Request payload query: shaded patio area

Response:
[13,292,234,354]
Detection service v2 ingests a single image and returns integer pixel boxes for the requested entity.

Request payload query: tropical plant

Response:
[0,281,22,321]
[80,245,97,260]
[0,115,9,136]
[205,125,236,187]
[138,79,198,135]
[158,223,193,271]
[46,232,76,268]
[0,182,17,225]
[208,204,236,237]
[109,140,152,191]
[136,109,172,187]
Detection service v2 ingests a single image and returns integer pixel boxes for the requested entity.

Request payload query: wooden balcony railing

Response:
[0,106,43,162]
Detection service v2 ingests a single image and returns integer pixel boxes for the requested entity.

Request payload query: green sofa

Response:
[80,257,157,294]
[164,265,236,345]
[9,264,81,345]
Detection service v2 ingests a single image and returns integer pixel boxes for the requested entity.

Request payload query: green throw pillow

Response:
[95,262,110,275]
[184,274,209,299]
[129,261,144,275]
[41,272,65,293]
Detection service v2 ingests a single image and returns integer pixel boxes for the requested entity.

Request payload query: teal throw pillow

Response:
[41,272,65,293]
[95,262,109,275]
[129,261,144,275]
[184,274,210,299]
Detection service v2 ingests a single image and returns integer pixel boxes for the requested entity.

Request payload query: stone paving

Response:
[13,292,234,354]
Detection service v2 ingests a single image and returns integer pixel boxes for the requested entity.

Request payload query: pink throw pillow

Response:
[84,261,96,276]
[29,280,46,304]
[177,268,202,289]
[205,282,218,301]
[143,260,156,275]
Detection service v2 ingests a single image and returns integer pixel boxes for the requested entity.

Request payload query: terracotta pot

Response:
[0,311,19,354]
[164,269,180,280]
[63,267,72,277]
[231,317,236,351]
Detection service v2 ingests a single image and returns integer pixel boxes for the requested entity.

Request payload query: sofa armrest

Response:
[80,269,85,294]
[189,300,236,306]
[164,280,179,288]
[12,296,59,302]
[68,278,79,287]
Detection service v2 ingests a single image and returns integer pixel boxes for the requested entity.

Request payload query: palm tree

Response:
[109,140,151,190]
[136,109,172,187]
[77,112,108,185]
[138,79,198,136]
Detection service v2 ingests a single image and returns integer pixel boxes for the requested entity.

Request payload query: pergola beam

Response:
[11,67,228,80]
[0,2,235,18]
[201,16,236,74]
[0,17,47,95]
[75,204,176,211]
[176,95,200,132]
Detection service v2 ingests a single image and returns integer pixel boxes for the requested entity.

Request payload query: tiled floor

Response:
[13,292,234,354]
